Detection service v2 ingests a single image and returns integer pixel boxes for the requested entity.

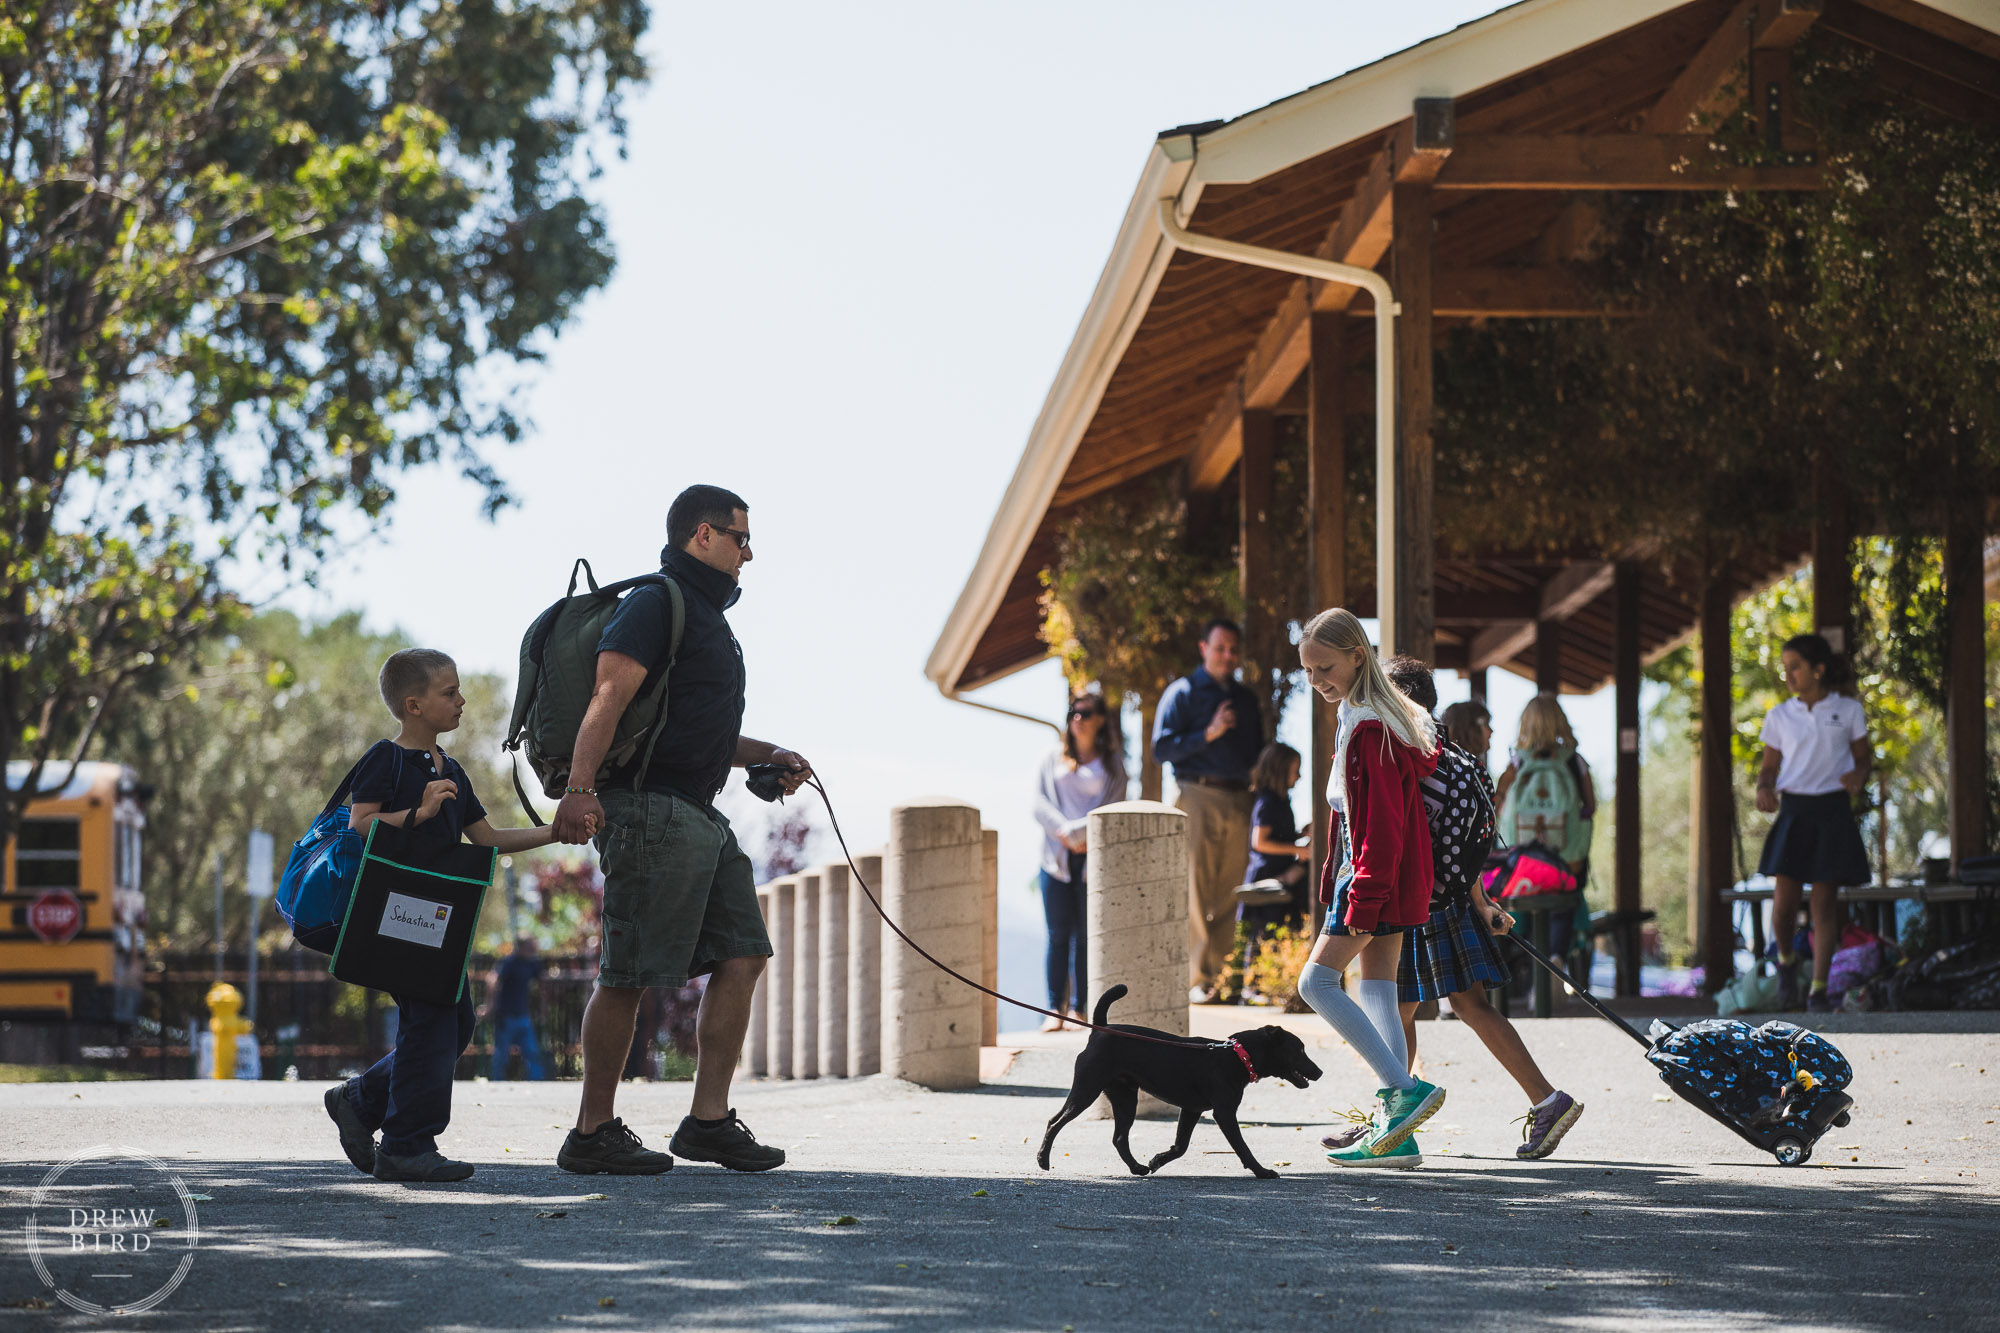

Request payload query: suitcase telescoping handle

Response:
[1506,933,1656,1050]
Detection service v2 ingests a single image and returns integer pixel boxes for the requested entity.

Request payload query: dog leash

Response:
[798,774,1227,1054]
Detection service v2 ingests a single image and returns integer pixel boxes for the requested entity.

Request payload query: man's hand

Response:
[553,791,604,845]
[416,779,458,822]
[1755,783,1779,815]
[770,748,813,796]
[1203,701,1238,744]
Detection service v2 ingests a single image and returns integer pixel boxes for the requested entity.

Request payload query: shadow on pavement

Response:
[2,1155,1993,1330]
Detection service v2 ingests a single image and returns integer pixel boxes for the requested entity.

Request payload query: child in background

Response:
[1754,633,1872,1012]
[323,648,559,1183]
[1495,694,1595,967]
[1239,743,1311,999]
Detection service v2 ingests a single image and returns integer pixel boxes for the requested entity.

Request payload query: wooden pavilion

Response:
[928,0,2000,992]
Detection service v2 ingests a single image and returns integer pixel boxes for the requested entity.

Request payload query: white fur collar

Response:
[1327,700,1383,812]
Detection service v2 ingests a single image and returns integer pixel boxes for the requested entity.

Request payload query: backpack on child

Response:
[277,749,402,954]
[504,558,685,823]
[1501,749,1583,854]
[1419,740,1497,911]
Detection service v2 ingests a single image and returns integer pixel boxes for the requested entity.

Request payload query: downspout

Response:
[944,692,1065,742]
[1154,198,1401,657]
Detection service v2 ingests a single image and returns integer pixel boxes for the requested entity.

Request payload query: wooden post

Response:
[1945,483,1989,870]
[1535,620,1563,695]
[1698,573,1736,990]
[1614,561,1643,997]
[1239,408,1278,739]
[1468,668,1488,704]
[1391,181,1436,664]
[1812,450,1852,653]
[1138,697,1163,802]
[1308,310,1346,914]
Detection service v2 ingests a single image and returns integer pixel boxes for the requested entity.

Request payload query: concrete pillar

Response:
[981,828,999,1046]
[747,887,770,1076]
[1086,802,1189,1035]
[881,799,983,1090]
[847,851,884,1076]
[767,878,795,1079]
[793,872,821,1080]
[818,863,850,1078]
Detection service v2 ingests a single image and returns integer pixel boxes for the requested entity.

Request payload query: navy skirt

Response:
[1758,791,1870,886]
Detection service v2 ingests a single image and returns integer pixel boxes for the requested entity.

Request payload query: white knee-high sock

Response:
[1355,979,1413,1080]
[1298,962,1416,1091]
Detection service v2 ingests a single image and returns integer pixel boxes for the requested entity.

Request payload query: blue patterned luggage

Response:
[1510,936,1855,1166]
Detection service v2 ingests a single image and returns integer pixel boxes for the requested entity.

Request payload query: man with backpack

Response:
[1358,658,1585,1161]
[541,484,810,1175]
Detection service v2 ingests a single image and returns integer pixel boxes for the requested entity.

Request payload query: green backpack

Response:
[504,559,684,822]
[1501,749,1582,860]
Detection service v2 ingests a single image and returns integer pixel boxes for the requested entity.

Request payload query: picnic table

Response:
[1721,880,1988,964]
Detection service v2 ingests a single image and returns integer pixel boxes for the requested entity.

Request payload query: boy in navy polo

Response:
[323,648,560,1183]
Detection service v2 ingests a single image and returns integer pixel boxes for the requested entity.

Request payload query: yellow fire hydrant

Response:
[206,982,253,1080]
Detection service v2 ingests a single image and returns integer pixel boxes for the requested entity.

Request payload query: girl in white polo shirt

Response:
[1753,633,1873,1013]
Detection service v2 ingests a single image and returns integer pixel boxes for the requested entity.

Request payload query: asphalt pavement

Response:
[2,1009,1996,1331]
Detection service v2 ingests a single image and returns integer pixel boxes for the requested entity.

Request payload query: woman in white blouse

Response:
[1032,692,1128,1030]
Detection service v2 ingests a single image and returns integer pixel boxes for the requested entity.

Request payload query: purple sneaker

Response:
[1515,1091,1584,1160]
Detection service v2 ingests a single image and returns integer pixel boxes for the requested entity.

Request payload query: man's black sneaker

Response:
[373,1150,474,1183]
[557,1117,673,1175]
[324,1083,376,1174]
[669,1110,786,1172]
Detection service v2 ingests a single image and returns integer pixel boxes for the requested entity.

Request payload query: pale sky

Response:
[283,0,1625,1028]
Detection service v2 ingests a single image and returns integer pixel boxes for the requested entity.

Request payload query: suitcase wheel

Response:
[1832,1111,1851,1128]
[1772,1136,1811,1167]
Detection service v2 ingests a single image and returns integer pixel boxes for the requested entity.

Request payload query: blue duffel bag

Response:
[277,750,402,954]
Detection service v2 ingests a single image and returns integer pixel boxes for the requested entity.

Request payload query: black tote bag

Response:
[329,813,495,1006]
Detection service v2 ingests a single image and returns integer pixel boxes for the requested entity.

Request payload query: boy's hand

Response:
[554,791,603,845]
[1482,901,1516,936]
[417,779,458,821]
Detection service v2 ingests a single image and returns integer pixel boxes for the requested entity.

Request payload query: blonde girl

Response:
[1294,608,1447,1168]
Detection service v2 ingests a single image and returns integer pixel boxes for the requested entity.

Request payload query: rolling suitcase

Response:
[1509,935,1854,1166]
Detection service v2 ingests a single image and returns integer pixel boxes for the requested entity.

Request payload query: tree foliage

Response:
[0,0,647,833]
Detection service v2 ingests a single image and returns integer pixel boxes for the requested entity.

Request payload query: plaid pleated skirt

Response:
[1398,898,1510,1003]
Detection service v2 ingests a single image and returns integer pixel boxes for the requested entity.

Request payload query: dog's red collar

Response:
[1228,1039,1259,1082]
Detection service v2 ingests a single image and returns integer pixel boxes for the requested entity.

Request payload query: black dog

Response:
[1037,985,1322,1180]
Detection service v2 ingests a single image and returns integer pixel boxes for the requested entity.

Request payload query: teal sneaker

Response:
[1369,1079,1445,1155]
[1328,1134,1422,1169]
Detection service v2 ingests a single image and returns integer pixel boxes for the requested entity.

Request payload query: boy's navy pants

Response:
[343,990,477,1157]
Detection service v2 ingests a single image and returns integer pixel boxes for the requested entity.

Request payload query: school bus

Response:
[0,762,148,1023]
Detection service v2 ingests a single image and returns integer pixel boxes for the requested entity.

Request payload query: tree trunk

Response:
[1139,697,1162,803]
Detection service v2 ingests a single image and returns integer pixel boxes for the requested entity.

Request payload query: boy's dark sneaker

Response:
[669,1110,786,1172]
[373,1150,474,1183]
[324,1084,376,1174]
[1776,964,1802,1011]
[557,1117,673,1175]
[1806,989,1837,1014]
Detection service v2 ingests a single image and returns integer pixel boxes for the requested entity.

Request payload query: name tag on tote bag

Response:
[330,816,495,1006]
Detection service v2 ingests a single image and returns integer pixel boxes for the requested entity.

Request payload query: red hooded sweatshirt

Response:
[1318,719,1439,933]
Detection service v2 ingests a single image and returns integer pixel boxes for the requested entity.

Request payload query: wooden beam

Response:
[1698,571,1736,987]
[1613,561,1643,997]
[1823,0,2000,98]
[1307,310,1345,925]
[1239,408,1278,741]
[1190,99,1451,494]
[1946,478,1989,870]
[1812,447,1852,653]
[1434,589,1541,621]
[1435,134,1824,191]
[1644,0,1823,134]
[1535,620,1563,693]
[1469,562,1618,670]
[1392,179,1436,664]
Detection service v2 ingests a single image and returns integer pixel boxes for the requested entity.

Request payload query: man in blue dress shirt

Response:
[1152,618,1263,1001]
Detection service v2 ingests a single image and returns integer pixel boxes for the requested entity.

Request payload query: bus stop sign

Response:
[27,890,82,943]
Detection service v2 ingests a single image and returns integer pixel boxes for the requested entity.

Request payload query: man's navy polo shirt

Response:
[1151,667,1263,783]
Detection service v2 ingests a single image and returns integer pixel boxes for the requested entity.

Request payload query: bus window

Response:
[16,818,82,890]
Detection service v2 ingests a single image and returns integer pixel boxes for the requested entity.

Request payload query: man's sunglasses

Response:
[706,523,752,551]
